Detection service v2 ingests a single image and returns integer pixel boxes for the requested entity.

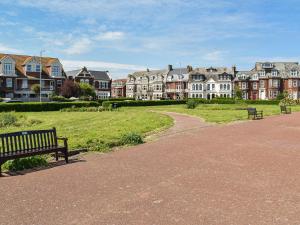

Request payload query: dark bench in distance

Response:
[280,105,291,114]
[0,127,68,176]
[247,108,263,120]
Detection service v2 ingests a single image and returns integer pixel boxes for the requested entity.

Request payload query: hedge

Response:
[0,101,100,112]
[105,100,187,107]
[192,98,280,105]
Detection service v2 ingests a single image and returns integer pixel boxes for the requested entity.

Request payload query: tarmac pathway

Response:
[1,112,300,225]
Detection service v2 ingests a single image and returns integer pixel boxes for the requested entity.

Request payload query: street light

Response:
[39,50,45,102]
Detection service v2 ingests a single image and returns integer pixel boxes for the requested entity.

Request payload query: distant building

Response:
[127,68,168,100]
[111,79,127,98]
[235,62,300,100]
[66,67,112,99]
[189,67,235,99]
[0,53,66,100]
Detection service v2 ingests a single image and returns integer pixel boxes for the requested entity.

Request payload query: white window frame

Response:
[6,78,13,88]
[26,64,32,72]
[52,66,60,76]
[21,79,28,89]
[3,63,13,75]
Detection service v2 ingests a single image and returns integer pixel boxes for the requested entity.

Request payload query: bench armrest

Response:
[57,137,68,148]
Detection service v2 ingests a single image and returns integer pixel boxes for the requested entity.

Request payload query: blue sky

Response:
[0,0,299,78]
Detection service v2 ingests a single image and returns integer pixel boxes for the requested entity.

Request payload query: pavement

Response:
[1,112,300,225]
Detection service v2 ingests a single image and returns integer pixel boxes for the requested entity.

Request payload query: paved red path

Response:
[1,112,300,225]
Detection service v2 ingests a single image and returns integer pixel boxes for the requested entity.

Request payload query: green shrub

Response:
[0,113,18,127]
[104,100,187,107]
[61,106,103,112]
[0,101,100,112]
[102,101,112,111]
[120,132,144,145]
[3,156,48,172]
[186,99,198,109]
[50,95,73,102]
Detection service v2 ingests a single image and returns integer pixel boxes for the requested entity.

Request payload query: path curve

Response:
[2,112,300,225]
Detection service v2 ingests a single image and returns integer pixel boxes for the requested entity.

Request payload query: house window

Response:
[26,64,32,72]
[50,81,54,90]
[259,80,265,88]
[3,63,13,74]
[288,80,292,88]
[220,84,223,90]
[271,70,278,76]
[85,79,89,84]
[6,78,13,88]
[199,84,202,91]
[290,71,298,77]
[227,84,230,90]
[293,80,297,87]
[21,79,28,89]
[212,84,215,90]
[253,82,257,90]
[56,80,62,88]
[192,84,195,90]
[36,64,41,72]
[52,66,60,76]
[41,80,45,88]
[258,71,265,77]
[252,74,258,80]
[242,82,247,89]
[207,84,210,90]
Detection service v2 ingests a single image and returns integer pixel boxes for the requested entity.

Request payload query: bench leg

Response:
[55,151,59,161]
[64,150,69,164]
[0,163,2,177]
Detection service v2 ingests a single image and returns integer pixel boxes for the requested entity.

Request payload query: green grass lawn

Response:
[143,104,300,123]
[0,109,173,152]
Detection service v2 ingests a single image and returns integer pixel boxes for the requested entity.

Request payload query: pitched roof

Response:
[0,53,63,78]
[65,67,111,81]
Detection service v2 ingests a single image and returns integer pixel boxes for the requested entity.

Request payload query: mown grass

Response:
[0,108,173,152]
[143,104,300,123]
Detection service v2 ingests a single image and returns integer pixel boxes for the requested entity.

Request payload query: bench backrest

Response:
[247,108,257,114]
[0,128,58,155]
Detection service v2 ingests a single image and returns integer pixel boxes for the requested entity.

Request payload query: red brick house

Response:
[0,53,66,100]
[235,62,300,100]
[66,67,112,99]
[111,79,127,98]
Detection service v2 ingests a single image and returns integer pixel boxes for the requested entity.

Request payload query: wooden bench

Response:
[0,127,68,176]
[280,105,291,114]
[247,108,263,120]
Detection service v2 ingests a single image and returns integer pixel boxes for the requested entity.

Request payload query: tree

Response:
[31,84,40,95]
[234,85,243,99]
[60,80,80,98]
[79,83,96,98]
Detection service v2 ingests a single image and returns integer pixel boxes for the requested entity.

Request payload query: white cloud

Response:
[203,50,228,63]
[62,59,148,71]
[62,38,92,55]
[94,31,125,41]
[0,43,23,54]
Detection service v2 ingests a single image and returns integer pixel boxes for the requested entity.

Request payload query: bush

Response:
[3,156,48,172]
[0,113,18,127]
[102,101,112,111]
[186,99,198,109]
[79,83,96,98]
[50,95,73,102]
[104,100,187,107]
[0,101,100,112]
[61,106,103,112]
[120,132,144,145]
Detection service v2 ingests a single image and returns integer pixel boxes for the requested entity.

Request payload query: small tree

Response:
[60,80,80,98]
[31,84,40,95]
[79,83,96,98]
[279,91,295,106]
[234,85,243,99]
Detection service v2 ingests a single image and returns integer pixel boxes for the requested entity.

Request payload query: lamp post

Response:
[39,50,45,102]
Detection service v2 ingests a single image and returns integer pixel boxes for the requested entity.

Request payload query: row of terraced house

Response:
[126,62,300,100]
[1,53,300,101]
[0,53,126,100]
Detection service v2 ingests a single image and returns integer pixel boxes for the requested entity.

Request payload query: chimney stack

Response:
[168,64,173,71]
[187,65,193,72]
[232,65,237,75]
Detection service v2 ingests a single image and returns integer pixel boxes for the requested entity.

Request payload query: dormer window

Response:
[26,64,32,72]
[290,70,298,77]
[258,71,265,77]
[252,74,258,80]
[262,63,273,69]
[52,65,60,76]
[271,70,278,76]
[36,64,41,72]
[3,63,13,75]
